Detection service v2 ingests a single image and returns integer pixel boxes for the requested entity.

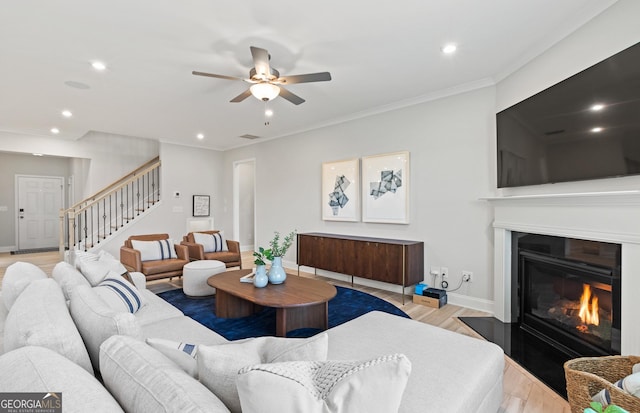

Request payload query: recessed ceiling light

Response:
[91,61,107,71]
[441,43,457,55]
[265,109,274,117]
[196,133,204,140]
[591,103,605,111]
[62,110,73,118]
[591,127,603,133]
[33,153,44,157]
[50,127,60,134]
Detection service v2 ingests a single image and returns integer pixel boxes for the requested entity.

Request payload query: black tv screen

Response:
[496,41,640,188]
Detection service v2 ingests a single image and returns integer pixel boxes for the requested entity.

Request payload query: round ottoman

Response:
[183,260,226,297]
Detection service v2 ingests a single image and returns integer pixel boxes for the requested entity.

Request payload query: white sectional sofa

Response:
[0,259,504,413]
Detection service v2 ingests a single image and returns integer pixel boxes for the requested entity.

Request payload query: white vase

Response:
[253,265,268,288]
[268,257,287,284]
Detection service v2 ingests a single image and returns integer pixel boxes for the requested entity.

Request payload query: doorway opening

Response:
[233,159,256,252]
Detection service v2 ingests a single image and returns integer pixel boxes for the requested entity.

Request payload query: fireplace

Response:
[514,233,621,357]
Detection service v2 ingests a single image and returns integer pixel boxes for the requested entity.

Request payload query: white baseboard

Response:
[446,292,495,314]
[0,246,16,253]
[240,245,254,252]
[290,261,495,313]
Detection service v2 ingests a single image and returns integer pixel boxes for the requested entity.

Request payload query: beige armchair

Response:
[120,233,189,281]
[181,230,242,269]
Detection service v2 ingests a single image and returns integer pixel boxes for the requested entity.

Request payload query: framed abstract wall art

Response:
[321,158,360,221]
[361,151,410,224]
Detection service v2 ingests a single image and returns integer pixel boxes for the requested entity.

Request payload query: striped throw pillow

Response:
[193,232,229,253]
[95,273,146,313]
[130,239,178,261]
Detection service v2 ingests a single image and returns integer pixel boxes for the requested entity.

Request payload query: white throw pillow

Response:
[94,272,147,313]
[197,333,328,413]
[237,354,412,413]
[1,261,48,310]
[79,258,128,286]
[146,338,199,377]
[73,250,99,269]
[100,335,229,413]
[193,232,229,253]
[131,239,178,261]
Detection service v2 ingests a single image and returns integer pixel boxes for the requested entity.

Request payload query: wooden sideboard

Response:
[297,233,424,302]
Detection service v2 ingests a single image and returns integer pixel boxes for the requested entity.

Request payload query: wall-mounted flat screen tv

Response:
[496,41,640,188]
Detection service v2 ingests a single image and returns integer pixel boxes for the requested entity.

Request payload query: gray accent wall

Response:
[0,152,72,251]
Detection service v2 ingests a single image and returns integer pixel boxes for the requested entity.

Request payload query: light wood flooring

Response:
[0,250,570,413]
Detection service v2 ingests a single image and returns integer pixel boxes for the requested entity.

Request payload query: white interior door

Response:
[17,175,64,250]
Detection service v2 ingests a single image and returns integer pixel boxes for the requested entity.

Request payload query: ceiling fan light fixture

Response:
[250,83,280,101]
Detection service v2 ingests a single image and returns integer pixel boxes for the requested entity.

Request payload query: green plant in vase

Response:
[267,230,296,284]
[252,247,271,288]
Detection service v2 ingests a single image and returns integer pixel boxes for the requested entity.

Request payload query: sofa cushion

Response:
[100,335,229,413]
[94,273,147,313]
[194,232,229,253]
[69,284,142,372]
[0,346,124,413]
[325,311,504,413]
[52,261,91,300]
[204,250,240,263]
[141,258,188,275]
[237,353,412,413]
[197,333,328,413]
[146,337,199,377]
[131,239,178,261]
[140,315,228,345]
[3,278,94,375]
[1,261,48,310]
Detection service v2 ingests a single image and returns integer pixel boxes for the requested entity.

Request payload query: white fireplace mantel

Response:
[486,190,640,354]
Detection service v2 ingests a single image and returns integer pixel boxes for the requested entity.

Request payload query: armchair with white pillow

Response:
[181,230,242,269]
[120,233,190,281]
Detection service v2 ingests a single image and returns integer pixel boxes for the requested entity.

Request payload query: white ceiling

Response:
[0,0,618,151]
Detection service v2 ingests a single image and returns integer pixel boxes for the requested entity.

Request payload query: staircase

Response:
[59,157,161,256]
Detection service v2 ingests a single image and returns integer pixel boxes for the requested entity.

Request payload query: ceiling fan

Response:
[192,46,331,105]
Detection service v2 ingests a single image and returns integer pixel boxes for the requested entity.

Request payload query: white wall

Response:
[236,161,255,249]
[496,0,640,196]
[222,87,497,309]
[98,142,224,257]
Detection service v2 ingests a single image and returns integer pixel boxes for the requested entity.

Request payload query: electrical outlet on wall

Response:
[462,271,473,282]
[441,267,448,278]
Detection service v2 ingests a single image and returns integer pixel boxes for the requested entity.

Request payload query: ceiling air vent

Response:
[239,134,261,140]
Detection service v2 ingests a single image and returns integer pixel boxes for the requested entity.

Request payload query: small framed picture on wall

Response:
[193,195,210,217]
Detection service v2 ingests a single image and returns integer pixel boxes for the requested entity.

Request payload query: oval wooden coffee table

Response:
[207,269,337,337]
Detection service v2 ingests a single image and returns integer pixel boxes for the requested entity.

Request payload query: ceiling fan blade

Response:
[279,87,306,105]
[192,71,244,81]
[250,46,271,78]
[230,89,253,103]
[278,72,332,84]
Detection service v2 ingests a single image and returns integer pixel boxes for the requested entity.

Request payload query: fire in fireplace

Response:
[514,233,621,357]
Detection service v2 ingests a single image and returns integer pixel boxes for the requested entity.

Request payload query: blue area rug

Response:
[158,285,409,340]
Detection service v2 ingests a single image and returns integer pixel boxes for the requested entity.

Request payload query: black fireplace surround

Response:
[514,233,621,357]
[461,232,622,397]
